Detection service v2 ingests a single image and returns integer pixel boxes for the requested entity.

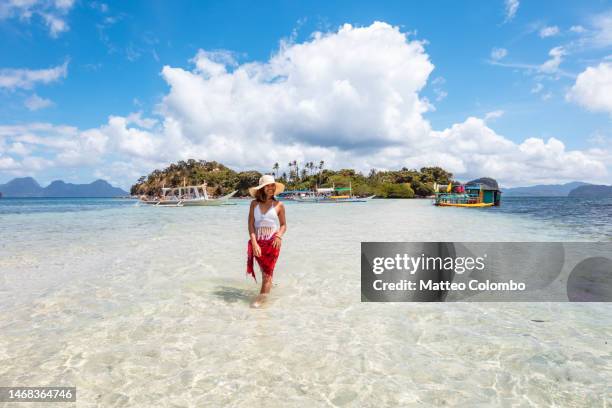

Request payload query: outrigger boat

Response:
[140,183,237,207]
[433,177,501,208]
[276,190,316,201]
[277,183,375,203]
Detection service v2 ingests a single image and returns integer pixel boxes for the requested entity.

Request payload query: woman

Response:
[247,175,287,308]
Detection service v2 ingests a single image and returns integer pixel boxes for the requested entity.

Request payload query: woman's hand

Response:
[272,235,282,249]
[253,242,262,257]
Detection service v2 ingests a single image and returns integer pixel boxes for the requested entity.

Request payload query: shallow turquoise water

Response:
[0,198,610,406]
[1,196,610,239]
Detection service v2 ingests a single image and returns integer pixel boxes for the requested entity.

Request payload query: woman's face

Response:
[264,183,276,197]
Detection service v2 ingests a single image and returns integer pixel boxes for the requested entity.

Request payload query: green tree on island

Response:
[130,160,453,199]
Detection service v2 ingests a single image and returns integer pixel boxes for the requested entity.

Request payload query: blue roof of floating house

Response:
[465,177,500,191]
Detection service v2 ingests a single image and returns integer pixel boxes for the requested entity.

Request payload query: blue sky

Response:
[1,0,611,188]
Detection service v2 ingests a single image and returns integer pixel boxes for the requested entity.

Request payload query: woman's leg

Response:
[251,273,272,308]
[260,273,273,294]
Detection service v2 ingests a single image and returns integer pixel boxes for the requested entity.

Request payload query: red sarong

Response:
[246,233,281,282]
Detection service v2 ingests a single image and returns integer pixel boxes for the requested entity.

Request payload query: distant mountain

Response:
[0,177,43,197]
[0,178,128,197]
[568,184,612,198]
[502,181,590,197]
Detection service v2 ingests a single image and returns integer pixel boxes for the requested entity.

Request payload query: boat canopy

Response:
[278,190,312,194]
[161,184,210,199]
[465,177,500,191]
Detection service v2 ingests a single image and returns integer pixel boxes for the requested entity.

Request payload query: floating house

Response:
[434,177,501,208]
[465,177,501,206]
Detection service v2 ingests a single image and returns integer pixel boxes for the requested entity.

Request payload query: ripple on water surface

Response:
[0,198,610,406]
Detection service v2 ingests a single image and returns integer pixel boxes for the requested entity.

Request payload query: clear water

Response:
[0,198,610,406]
[0,197,136,215]
[496,196,612,240]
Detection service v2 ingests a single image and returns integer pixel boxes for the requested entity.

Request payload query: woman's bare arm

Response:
[248,200,258,243]
[276,202,287,238]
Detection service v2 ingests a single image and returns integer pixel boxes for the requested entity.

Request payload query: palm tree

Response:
[293,160,298,181]
[318,160,324,186]
[273,162,279,178]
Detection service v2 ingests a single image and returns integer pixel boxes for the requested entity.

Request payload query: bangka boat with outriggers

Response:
[433,177,501,208]
[140,183,237,207]
[276,190,316,201]
[277,183,375,203]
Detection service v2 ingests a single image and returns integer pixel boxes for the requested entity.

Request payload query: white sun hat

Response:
[248,174,285,197]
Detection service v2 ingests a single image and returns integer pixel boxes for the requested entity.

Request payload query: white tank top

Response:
[254,202,280,240]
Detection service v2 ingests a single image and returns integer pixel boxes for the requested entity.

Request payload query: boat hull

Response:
[436,202,494,208]
[293,195,375,203]
[140,191,237,207]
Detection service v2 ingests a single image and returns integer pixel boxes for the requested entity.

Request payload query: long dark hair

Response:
[255,185,277,203]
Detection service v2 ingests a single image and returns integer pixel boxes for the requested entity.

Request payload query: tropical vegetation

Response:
[130,159,454,199]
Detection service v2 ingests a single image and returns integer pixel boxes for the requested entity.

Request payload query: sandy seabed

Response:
[0,199,610,407]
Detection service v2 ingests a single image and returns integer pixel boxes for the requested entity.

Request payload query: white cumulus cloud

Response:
[539,46,566,74]
[0,61,68,90]
[159,22,434,155]
[8,142,31,156]
[484,110,505,121]
[0,22,609,187]
[531,83,543,93]
[570,25,586,33]
[539,26,560,38]
[24,94,53,110]
[490,47,508,61]
[567,62,612,114]
[0,0,75,37]
[0,155,20,171]
[591,11,612,48]
[504,0,519,22]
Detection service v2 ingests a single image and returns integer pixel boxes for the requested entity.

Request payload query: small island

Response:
[130,159,455,199]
